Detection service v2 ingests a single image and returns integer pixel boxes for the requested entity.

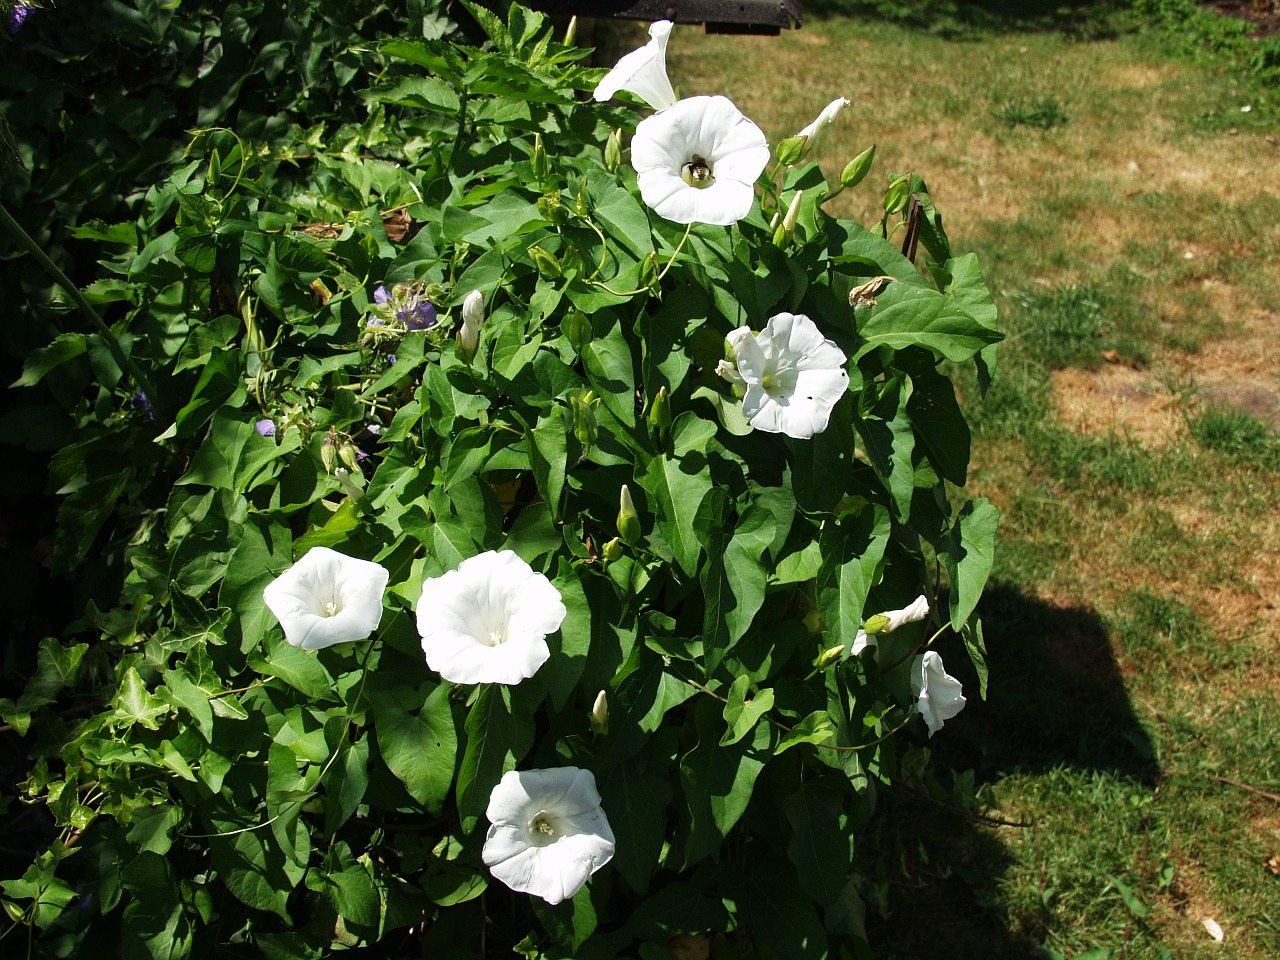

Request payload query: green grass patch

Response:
[993,95,1071,130]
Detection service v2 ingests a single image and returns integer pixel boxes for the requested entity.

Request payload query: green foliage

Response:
[993,95,1070,130]
[1136,0,1280,87]
[2,3,1002,957]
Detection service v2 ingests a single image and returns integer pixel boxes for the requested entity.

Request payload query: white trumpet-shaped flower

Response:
[593,20,677,111]
[631,95,770,226]
[483,767,616,905]
[726,312,849,438]
[416,550,566,685]
[262,547,389,651]
[795,96,851,144]
[911,651,967,737]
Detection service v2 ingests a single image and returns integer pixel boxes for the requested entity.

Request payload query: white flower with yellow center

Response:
[726,312,850,438]
[593,20,677,111]
[262,547,389,651]
[631,95,770,226]
[416,550,566,685]
[482,767,616,905]
[911,651,967,737]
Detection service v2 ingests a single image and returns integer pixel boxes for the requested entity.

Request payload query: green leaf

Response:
[249,638,336,701]
[12,333,90,387]
[962,613,989,700]
[113,668,170,730]
[943,498,999,630]
[855,284,1003,363]
[775,712,836,754]
[120,852,189,960]
[783,782,849,904]
[720,675,775,747]
[723,862,828,960]
[677,698,769,866]
[583,314,637,428]
[293,499,360,552]
[456,686,533,830]
[373,683,457,815]
[856,375,915,522]
[596,759,673,893]
[903,354,971,486]
[327,862,382,929]
[363,76,461,114]
[816,505,891,649]
[640,454,713,577]
[324,735,370,834]
[527,407,567,521]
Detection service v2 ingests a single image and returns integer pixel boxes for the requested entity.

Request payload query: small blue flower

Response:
[373,285,392,305]
[8,5,31,34]
[255,418,276,438]
[128,391,157,422]
[398,298,437,331]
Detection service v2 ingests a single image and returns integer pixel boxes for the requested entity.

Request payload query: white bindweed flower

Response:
[911,651,966,737]
[850,629,872,656]
[262,547,389,651]
[632,95,770,226]
[728,312,850,438]
[416,550,566,685]
[594,20,678,111]
[483,767,616,905]
[795,96,851,144]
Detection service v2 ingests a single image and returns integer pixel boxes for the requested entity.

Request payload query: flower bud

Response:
[338,442,363,473]
[648,385,672,430]
[528,244,562,279]
[814,644,845,669]
[563,309,593,351]
[841,144,876,189]
[531,133,549,183]
[638,252,660,292]
[795,97,851,150]
[563,15,578,47]
[589,690,608,735]
[601,537,624,564]
[321,436,337,474]
[776,189,803,247]
[773,135,807,167]
[604,129,623,173]
[459,290,484,360]
[569,391,599,447]
[863,595,930,635]
[575,178,590,218]
[617,484,642,544]
[537,192,570,225]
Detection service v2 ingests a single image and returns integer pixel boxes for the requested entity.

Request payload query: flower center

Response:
[681,154,715,190]
[322,598,342,618]
[528,810,560,845]
[760,364,798,398]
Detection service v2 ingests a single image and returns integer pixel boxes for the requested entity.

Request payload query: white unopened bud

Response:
[863,595,930,635]
[459,290,484,359]
[589,691,608,735]
[781,189,803,241]
[795,96,851,145]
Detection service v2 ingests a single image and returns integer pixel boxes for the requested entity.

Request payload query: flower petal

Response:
[593,20,677,111]
[262,547,389,650]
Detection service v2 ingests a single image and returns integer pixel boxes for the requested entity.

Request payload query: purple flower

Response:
[387,354,397,365]
[373,285,392,305]
[128,391,157,422]
[255,418,276,437]
[355,448,369,462]
[398,299,438,331]
[366,316,386,329]
[8,5,31,34]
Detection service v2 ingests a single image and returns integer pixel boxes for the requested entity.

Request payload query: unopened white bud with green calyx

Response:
[569,390,600,447]
[815,644,845,669]
[589,690,608,735]
[863,595,930,635]
[617,484,642,544]
[458,290,484,360]
[334,468,364,501]
[648,385,672,430]
[774,189,803,246]
[795,97,851,149]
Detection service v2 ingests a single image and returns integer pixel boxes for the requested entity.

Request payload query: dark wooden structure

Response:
[522,0,802,34]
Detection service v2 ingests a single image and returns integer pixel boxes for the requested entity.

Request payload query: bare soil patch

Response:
[1204,0,1280,38]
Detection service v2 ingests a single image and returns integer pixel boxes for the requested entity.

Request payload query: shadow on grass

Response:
[803,0,1125,39]
[866,581,1157,958]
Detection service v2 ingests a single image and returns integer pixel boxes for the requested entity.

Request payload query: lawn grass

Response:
[608,9,1280,958]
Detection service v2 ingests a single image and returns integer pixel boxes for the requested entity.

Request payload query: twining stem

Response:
[0,202,162,411]
[592,222,693,297]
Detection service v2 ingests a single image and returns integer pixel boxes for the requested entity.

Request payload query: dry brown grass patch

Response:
[1052,365,1185,446]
